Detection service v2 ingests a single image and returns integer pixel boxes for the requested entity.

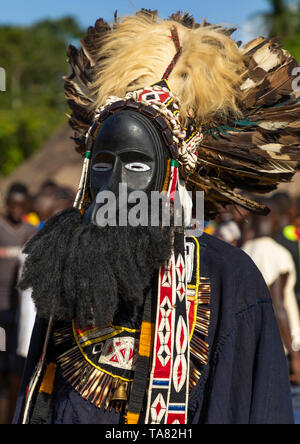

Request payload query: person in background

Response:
[272,193,294,235]
[276,196,300,308]
[212,201,252,248]
[27,180,60,229]
[242,199,300,424]
[38,180,59,197]
[16,254,36,369]
[33,185,75,227]
[214,211,242,247]
[0,183,37,424]
[17,184,75,360]
[270,194,300,424]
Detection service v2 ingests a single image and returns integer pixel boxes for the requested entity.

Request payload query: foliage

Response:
[263,0,293,37]
[262,1,300,59]
[0,17,84,176]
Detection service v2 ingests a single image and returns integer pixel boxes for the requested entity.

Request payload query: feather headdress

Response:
[65,10,300,217]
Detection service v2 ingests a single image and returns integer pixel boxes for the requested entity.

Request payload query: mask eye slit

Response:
[125,162,151,172]
[92,162,113,172]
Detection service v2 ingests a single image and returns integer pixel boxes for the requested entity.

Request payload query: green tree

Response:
[0,17,84,176]
[265,0,291,37]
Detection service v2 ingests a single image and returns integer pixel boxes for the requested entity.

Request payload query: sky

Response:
[0,0,270,41]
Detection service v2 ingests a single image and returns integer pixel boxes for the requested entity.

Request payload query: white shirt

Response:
[243,237,300,350]
[17,253,36,358]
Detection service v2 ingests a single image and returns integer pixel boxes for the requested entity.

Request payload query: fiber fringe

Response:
[53,276,211,409]
[189,277,211,392]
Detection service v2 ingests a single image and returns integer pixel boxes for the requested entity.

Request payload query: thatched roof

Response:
[0,125,82,211]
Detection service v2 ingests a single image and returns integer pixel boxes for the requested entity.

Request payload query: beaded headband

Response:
[87,79,203,173]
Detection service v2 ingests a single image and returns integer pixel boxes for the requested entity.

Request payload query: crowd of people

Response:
[0,180,75,424]
[0,179,300,423]
[206,192,300,423]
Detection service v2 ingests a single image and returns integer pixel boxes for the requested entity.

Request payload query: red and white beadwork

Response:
[176,254,186,303]
[99,337,139,371]
[173,315,188,393]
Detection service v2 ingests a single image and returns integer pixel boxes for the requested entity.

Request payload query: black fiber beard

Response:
[19,208,172,329]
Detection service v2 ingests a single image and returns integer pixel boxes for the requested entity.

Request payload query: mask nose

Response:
[98,185,112,193]
[108,156,122,192]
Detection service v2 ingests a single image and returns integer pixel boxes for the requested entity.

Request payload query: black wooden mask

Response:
[87,110,170,225]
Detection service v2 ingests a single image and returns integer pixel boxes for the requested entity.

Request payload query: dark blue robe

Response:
[13,233,294,424]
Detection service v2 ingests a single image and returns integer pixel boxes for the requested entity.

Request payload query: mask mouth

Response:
[90,186,130,228]
[89,186,115,227]
[88,184,169,229]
